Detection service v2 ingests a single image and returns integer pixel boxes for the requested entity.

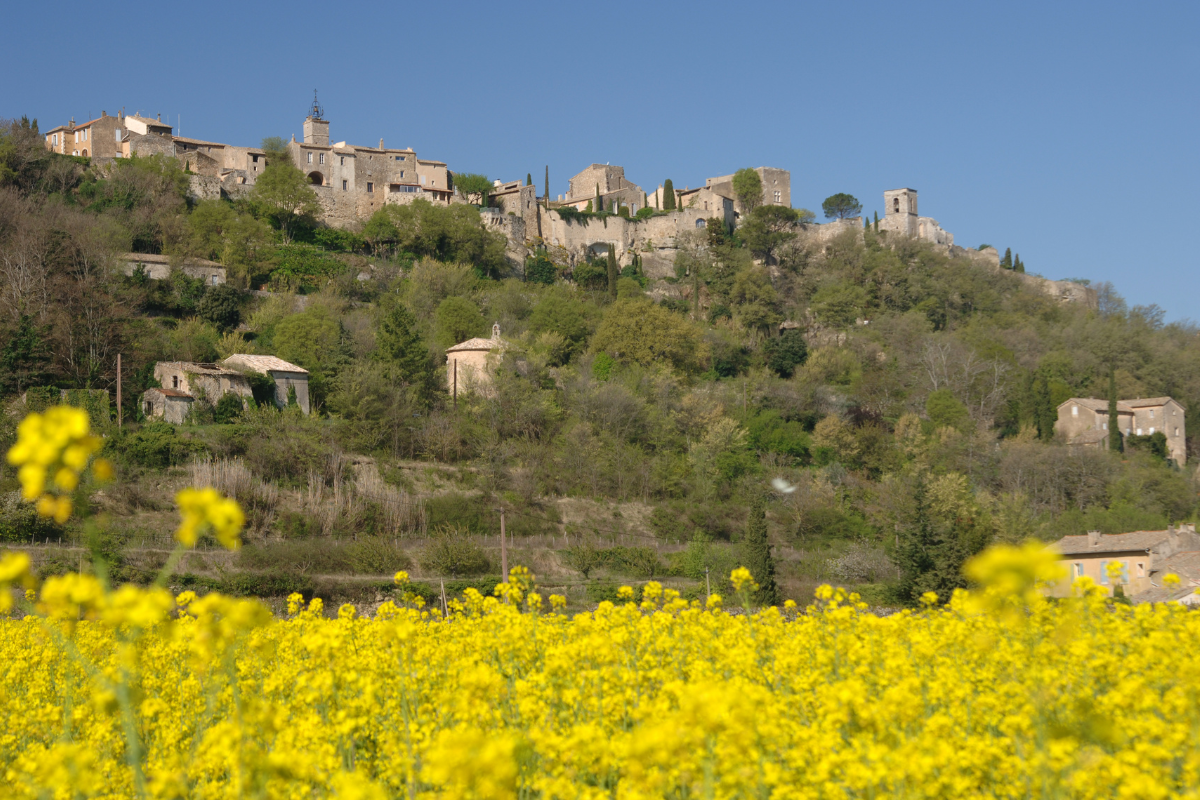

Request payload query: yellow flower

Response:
[1164,573,1181,587]
[393,570,409,585]
[6,406,103,520]
[920,591,940,607]
[174,487,245,549]
[617,586,635,602]
[549,594,567,611]
[731,567,757,593]
[706,593,723,610]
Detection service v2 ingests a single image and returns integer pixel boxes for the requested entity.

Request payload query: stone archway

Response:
[308,171,324,186]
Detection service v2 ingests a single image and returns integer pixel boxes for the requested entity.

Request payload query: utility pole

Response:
[116,354,122,428]
[453,360,457,410]
[705,567,711,600]
[500,507,508,581]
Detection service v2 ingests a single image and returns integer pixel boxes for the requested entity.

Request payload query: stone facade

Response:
[538,206,717,276]
[703,167,791,217]
[44,110,127,159]
[446,324,507,396]
[222,354,311,414]
[153,362,252,409]
[877,188,953,245]
[1048,525,1200,600]
[140,388,193,424]
[120,253,226,285]
[563,164,644,213]
[1056,396,1186,464]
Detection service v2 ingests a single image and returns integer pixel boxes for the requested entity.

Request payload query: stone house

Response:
[446,324,507,397]
[563,165,644,213]
[153,362,253,410]
[222,354,311,414]
[1056,396,1186,464]
[43,110,126,159]
[141,388,194,424]
[119,253,226,286]
[701,167,792,217]
[488,179,541,234]
[1049,525,1200,601]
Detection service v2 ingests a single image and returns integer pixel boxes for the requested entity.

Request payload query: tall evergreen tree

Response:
[1108,370,1124,453]
[526,173,532,187]
[375,303,435,405]
[543,165,549,203]
[662,179,676,210]
[742,495,780,606]
[595,183,602,213]
[1015,254,1025,273]
[606,244,618,299]
[0,314,48,396]
[873,210,879,231]
[1001,247,1013,269]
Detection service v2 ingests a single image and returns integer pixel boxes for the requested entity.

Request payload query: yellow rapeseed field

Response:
[3,408,1200,799]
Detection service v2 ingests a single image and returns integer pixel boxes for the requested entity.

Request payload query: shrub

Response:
[0,492,64,543]
[764,329,808,378]
[525,252,557,285]
[213,393,245,424]
[421,535,492,577]
[106,423,207,469]
[198,284,243,332]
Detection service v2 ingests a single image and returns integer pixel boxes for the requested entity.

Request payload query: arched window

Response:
[695,219,706,228]
[308,172,324,186]
[893,197,899,213]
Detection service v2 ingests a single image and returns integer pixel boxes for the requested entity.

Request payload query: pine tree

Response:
[1108,370,1124,453]
[742,495,780,606]
[376,303,436,404]
[662,179,676,210]
[606,244,618,299]
[526,173,532,187]
[1001,247,1013,270]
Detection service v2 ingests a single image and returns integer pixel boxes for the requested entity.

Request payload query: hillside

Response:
[2,118,1198,609]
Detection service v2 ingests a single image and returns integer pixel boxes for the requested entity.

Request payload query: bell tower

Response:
[302,90,329,146]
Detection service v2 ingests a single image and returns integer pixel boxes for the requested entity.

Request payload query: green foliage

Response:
[746,410,810,460]
[591,352,615,381]
[363,201,507,277]
[0,492,63,543]
[810,282,868,327]
[741,496,780,605]
[270,244,348,291]
[1108,372,1123,453]
[435,296,486,348]
[821,193,863,220]
[61,389,111,429]
[0,315,50,396]
[250,153,320,242]
[106,423,207,469]
[197,284,243,331]
[662,179,676,211]
[926,389,971,432]
[528,292,597,358]
[525,252,557,285]
[1001,248,1013,269]
[1127,431,1168,463]
[591,299,707,374]
[454,173,492,205]
[213,393,245,424]
[421,534,492,577]
[731,168,764,212]
[375,302,436,403]
[739,205,800,263]
[571,260,608,290]
[607,244,618,299]
[763,329,808,378]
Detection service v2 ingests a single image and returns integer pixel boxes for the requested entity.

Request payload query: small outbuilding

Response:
[141,388,194,424]
[222,354,311,414]
[120,253,226,286]
[446,324,507,397]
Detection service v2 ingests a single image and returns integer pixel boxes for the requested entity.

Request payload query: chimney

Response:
[379,138,384,150]
[101,110,107,117]
[1087,530,1102,548]
[1168,525,1180,554]
[69,117,75,129]
[156,113,161,121]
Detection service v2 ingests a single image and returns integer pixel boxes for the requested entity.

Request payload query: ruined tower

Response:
[883,188,918,237]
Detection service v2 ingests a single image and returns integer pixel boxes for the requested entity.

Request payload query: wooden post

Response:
[705,567,711,600]
[440,580,448,618]
[500,507,507,581]
[453,359,457,410]
[116,353,122,428]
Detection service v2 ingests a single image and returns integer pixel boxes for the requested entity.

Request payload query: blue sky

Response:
[6,1,1197,320]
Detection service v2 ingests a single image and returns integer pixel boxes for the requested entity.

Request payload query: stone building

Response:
[446,324,507,397]
[876,188,954,245]
[119,253,226,286]
[702,167,791,217]
[222,354,311,414]
[562,165,644,213]
[1048,525,1200,601]
[43,110,127,159]
[153,362,253,409]
[141,388,194,424]
[488,179,541,234]
[1056,396,1186,464]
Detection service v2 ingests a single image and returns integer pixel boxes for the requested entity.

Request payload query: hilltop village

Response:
[42,103,1092,306]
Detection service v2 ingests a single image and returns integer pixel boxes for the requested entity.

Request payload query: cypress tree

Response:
[742,495,780,606]
[873,211,879,232]
[1015,254,1025,273]
[595,183,602,213]
[526,173,532,187]
[1108,371,1124,453]
[662,179,676,210]
[1001,247,1013,270]
[606,244,618,299]
[543,165,549,202]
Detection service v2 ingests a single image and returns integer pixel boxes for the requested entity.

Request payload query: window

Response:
[1072,406,1078,417]
[211,275,219,286]
[420,176,426,185]
[115,129,122,142]
[1150,409,1156,419]
[774,190,782,203]
[1072,562,1083,579]
[52,134,57,145]
[306,152,313,164]
[1137,562,1145,577]
[340,157,345,166]
[893,197,899,213]
[366,182,373,193]
[342,180,348,191]
[1176,427,1180,436]
[1150,427,1155,434]
[172,376,179,389]
[1100,560,1109,585]
[696,219,706,228]
[399,171,404,178]
[252,155,259,163]
[318,153,325,165]
[1137,428,1143,435]
[1103,421,1108,430]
